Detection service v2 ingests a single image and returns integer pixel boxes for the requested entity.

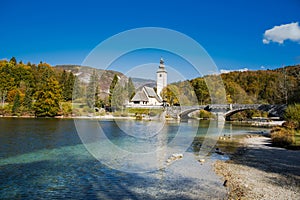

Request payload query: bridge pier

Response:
[214,112,225,121]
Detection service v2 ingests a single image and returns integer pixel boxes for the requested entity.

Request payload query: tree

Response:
[23,87,32,110]
[59,70,68,85]
[284,104,300,129]
[34,67,61,117]
[62,72,75,101]
[108,74,119,107]
[12,91,21,115]
[86,70,99,108]
[126,77,135,100]
[191,78,210,105]
[161,85,180,106]
[0,90,7,108]
[111,83,127,110]
[72,76,84,101]
[9,57,17,65]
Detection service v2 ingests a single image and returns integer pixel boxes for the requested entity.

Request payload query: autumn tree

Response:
[161,85,180,106]
[33,64,61,117]
[190,78,210,105]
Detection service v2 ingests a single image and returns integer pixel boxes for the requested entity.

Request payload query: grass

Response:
[125,107,164,116]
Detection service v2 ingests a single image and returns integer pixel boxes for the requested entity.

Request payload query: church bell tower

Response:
[156,58,167,99]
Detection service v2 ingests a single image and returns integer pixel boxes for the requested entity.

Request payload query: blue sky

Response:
[1,0,300,80]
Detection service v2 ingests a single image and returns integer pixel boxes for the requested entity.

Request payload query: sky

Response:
[1,0,300,80]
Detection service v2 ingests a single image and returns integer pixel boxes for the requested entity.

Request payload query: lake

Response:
[0,118,269,199]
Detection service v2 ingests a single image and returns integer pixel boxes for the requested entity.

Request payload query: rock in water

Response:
[166,153,184,165]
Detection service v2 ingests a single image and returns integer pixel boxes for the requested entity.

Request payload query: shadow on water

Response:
[0,118,81,159]
[0,157,225,200]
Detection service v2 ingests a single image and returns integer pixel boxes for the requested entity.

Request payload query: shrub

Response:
[60,102,72,116]
[271,127,295,147]
[199,110,214,119]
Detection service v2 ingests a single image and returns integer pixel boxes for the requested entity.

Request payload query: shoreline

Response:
[0,114,285,125]
[214,135,300,199]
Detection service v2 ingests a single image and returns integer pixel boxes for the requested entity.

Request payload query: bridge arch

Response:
[167,104,287,120]
[224,108,264,120]
[179,108,206,119]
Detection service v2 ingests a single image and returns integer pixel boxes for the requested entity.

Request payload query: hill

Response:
[131,77,156,90]
[55,65,127,95]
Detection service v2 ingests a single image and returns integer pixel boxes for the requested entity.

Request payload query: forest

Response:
[0,57,75,117]
[162,65,300,106]
[0,57,299,117]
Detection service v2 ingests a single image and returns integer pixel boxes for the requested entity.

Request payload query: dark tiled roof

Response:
[144,86,157,97]
[131,90,148,102]
[144,86,162,103]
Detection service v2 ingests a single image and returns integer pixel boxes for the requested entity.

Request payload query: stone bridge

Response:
[166,104,287,120]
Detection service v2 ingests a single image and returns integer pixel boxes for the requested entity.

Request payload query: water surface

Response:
[0,118,268,199]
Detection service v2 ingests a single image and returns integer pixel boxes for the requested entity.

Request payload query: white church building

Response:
[129,58,167,106]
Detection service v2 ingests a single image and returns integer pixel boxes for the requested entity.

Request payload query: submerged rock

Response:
[166,153,184,165]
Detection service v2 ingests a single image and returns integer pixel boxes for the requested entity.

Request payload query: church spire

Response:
[159,57,165,69]
[160,57,164,64]
[156,58,167,99]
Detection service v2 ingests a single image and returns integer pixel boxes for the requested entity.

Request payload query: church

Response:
[129,58,167,106]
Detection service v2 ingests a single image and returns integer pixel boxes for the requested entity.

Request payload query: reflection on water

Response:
[0,118,269,199]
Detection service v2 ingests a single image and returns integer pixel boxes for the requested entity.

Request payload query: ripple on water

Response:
[1,119,265,199]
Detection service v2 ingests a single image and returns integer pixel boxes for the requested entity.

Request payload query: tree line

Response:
[0,57,75,117]
[162,65,300,106]
[1,57,299,117]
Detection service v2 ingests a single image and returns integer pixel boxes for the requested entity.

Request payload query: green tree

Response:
[111,83,127,110]
[59,70,68,85]
[86,70,99,108]
[9,57,17,65]
[126,77,135,99]
[12,91,21,115]
[72,76,84,101]
[23,87,33,110]
[62,72,75,101]
[108,74,119,107]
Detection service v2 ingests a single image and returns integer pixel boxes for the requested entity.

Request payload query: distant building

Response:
[130,86,161,105]
[156,58,167,99]
[129,58,167,106]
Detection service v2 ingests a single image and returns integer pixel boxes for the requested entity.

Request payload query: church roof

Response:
[144,86,157,97]
[143,86,162,102]
[130,86,162,103]
[131,90,148,102]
